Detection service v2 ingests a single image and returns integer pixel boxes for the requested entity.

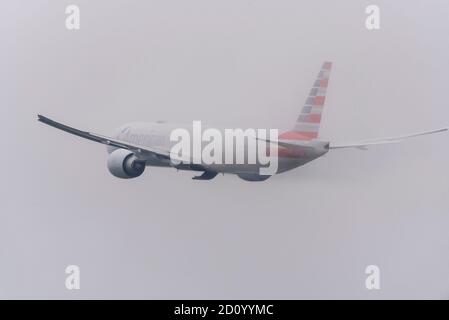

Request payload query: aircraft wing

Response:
[37,114,189,162]
[329,127,448,150]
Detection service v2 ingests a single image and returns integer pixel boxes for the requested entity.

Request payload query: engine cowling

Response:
[237,173,271,182]
[107,149,146,179]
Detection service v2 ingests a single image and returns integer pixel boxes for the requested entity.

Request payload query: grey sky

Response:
[1,0,449,299]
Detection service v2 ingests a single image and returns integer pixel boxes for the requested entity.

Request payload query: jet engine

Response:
[237,173,271,182]
[107,149,146,179]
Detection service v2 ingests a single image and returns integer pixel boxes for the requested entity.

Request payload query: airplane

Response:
[38,62,448,182]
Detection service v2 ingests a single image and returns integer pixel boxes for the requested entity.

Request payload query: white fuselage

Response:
[107,122,329,177]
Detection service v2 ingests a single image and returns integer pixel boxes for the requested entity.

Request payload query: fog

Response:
[1,0,448,299]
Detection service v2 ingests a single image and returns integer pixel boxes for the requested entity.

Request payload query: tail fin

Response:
[280,61,332,140]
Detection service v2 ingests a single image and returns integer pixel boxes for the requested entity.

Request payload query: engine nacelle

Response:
[237,173,271,182]
[107,149,146,179]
